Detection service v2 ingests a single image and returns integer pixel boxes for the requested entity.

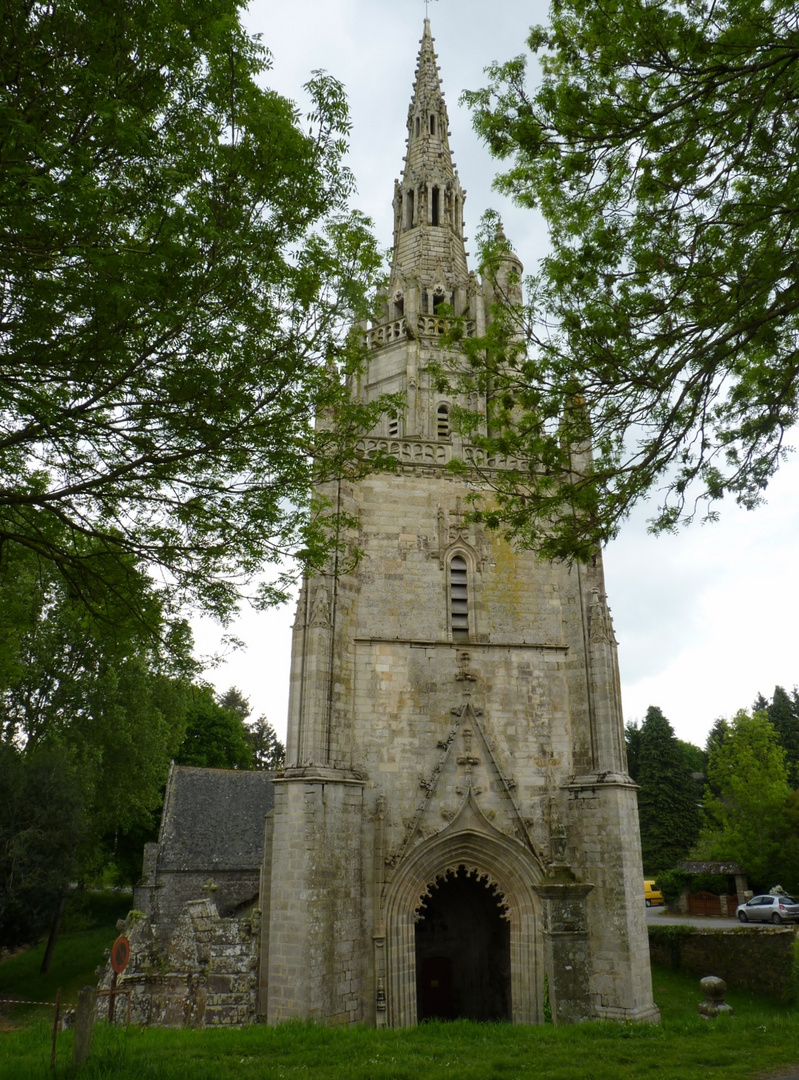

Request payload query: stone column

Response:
[262,769,367,1025]
[532,881,593,1024]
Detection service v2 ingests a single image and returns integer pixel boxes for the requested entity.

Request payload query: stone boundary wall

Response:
[648,925,799,1002]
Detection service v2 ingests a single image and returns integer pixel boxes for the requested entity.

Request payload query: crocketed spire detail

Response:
[390,19,469,298]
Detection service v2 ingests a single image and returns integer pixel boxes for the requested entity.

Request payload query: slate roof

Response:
[157,764,274,871]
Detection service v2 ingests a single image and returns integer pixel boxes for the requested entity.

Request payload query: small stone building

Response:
[135,764,274,940]
[97,765,273,1026]
[103,19,659,1029]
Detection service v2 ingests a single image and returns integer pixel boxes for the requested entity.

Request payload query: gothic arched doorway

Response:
[383,812,544,1027]
[415,867,511,1022]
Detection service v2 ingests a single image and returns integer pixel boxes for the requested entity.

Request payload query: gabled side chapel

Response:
[110,21,658,1028]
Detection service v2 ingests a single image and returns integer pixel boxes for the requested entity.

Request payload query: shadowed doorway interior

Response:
[415,866,511,1021]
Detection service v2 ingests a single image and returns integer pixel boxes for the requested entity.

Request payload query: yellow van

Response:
[644,880,664,907]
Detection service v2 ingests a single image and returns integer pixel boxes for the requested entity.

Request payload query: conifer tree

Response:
[755,686,799,788]
[636,706,701,873]
[216,686,285,769]
[624,721,642,783]
[245,716,286,771]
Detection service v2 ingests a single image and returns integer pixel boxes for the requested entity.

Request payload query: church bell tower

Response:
[259,20,658,1028]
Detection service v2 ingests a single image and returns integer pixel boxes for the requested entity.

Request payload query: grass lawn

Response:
[2,901,798,1079]
[0,890,132,1027]
[4,995,799,1080]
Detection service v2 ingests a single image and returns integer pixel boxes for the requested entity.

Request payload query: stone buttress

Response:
[259,20,658,1028]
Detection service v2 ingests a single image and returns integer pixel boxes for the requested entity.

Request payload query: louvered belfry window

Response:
[450,556,469,641]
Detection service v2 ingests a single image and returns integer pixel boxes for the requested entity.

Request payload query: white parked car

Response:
[736,894,799,924]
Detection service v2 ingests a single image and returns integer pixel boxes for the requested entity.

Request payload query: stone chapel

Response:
[104,20,659,1028]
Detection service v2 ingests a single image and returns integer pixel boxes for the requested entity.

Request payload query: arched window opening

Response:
[437,403,450,438]
[415,116,421,137]
[431,186,440,226]
[405,189,415,230]
[450,555,469,641]
[430,114,436,135]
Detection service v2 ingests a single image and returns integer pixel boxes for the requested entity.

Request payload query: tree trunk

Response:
[39,892,68,974]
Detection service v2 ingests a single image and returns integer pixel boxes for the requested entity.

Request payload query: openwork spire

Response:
[390,20,469,293]
[404,19,454,184]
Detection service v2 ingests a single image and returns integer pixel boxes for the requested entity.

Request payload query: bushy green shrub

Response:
[654,869,691,904]
[688,873,731,895]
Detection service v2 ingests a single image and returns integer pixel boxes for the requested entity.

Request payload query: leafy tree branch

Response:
[447,0,799,556]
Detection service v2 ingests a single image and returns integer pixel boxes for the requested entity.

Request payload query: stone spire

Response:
[390,19,469,310]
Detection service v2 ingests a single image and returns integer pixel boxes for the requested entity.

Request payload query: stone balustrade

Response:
[363,316,477,349]
[355,437,523,472]
[416,316,476,339]
[363,319,407,349]
[357,438,451,466]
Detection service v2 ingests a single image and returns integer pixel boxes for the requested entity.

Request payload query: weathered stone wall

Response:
[136,868,261,948]
[96,899,260,1027]
[261,774,368,1025]
[648,925,799,1002]
[330,470,585,849]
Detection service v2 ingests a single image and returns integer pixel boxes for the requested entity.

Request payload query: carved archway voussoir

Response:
[389,827,542,926]
[383,826,543,1027]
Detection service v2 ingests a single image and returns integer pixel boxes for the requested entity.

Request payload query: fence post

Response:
[73,986,96,1067]
[50,988,61,1071]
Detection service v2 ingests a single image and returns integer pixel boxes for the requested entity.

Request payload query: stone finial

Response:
[545,822,577,882]
[551,822,568,863]
[698,976,733,1018]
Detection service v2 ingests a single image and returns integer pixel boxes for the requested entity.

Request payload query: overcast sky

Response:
[192,0,799,751]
